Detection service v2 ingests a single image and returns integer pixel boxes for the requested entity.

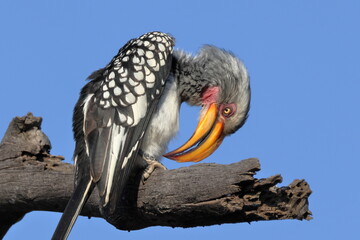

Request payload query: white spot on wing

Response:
[127,115,133,125]
[134,84,145,95]
[119,77,127,83]
[147,58,156,67]
[139,57,145,65]
[119,111,126,123]
[120,68,128,77]
[108,80,115,88]
[119,99,128,106]
[109,71,115,79]
[134,71,144,80]
[114,58,120,65]
[114,86,122,96]
[158,43,165,51]
[104,101,110,108]
[144,41,150,47]
[103,91,110,99]
[135,39,143,46]
[111,98,118,107]
[144,66,151,75]
[137,48,145,56]
[132,56,140,64]
[129,78,139,86]
[146,51,154,58]
[124,85,130,93]
[148,44,155,50]
[146,72,155,83]
[125,93,136,104]
[153,63,160,71]
[134,65,142,71]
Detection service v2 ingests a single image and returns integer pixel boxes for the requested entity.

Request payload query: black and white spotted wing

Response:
[82,32,174,207]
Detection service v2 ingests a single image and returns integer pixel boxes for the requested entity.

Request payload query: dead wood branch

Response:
[0,113,312,238]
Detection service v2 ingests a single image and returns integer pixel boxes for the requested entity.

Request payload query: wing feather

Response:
[82,32,175,210]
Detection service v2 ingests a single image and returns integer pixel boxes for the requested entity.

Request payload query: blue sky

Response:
[1,1,359,239]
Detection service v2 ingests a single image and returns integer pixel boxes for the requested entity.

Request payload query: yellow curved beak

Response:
[164,103,225,162]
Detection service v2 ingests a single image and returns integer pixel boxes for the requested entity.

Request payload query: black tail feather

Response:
[52,179,95,240]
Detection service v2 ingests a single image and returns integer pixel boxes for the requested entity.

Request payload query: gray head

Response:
[165,45,251,162]
[195,45,251,134]
[174,45,251,135]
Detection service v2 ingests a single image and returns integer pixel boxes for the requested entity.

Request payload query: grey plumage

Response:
[172,50,209,104]
[173,46,250,134]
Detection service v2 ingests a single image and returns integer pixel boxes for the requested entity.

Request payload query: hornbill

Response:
[52,31,250,239]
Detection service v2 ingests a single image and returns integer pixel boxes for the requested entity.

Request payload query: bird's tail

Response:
[52,178,95,240]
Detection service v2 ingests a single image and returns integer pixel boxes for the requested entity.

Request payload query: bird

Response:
[52,31,250,239]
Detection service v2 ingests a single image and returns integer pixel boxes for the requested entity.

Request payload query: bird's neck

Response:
[172,51,210,106]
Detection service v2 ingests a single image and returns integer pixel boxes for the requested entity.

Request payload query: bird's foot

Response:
[142,157,167,182]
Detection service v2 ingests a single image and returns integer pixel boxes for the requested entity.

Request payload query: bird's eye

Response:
[221,104,236,118]
[222,107,232,117]
[223,107,231,115]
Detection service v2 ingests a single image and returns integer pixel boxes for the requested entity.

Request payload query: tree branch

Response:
[0,113,312,237]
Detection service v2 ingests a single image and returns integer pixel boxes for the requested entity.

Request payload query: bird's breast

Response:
[140,76,180,160]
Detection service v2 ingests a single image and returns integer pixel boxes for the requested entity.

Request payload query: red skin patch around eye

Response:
[201,86,219,104]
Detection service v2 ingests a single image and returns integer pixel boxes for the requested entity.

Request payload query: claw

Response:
[142,157,167,183]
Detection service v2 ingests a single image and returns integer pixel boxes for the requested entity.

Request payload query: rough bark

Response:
[0,113,312,238]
